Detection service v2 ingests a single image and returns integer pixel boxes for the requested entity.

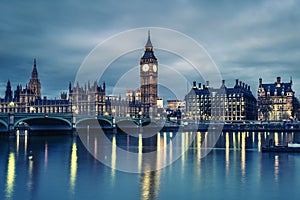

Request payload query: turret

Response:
[5,80,13,102]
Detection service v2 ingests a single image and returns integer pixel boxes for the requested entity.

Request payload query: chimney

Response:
[248,85,250,90]
[206,81,209,87]
[203,84,205,89]
[277,77,281,84]
[236,79,239,86]
[193,81,196,88]
[242,83,245,88]
[221,80,225,88]
[259,78,262,86]
[198,83,201,88]
[239,81,242,87]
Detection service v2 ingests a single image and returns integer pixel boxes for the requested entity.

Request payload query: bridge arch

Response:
[76,118,113,128]
[0,119,8,132]
[116,119,139,127]
[0,119,8,128]
[14,116,72,129]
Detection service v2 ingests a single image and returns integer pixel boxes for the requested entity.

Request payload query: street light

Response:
[8,102,15,134]
[8,102,15,113]
[112,109,116,128]
[138,111,143,126]
[30,106,35,113]
[72,106,78,114]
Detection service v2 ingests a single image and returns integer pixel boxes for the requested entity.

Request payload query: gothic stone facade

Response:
[257,77,299,121]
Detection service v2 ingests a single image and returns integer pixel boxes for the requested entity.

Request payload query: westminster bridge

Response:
[0,112,171,135]
[1,112,299,135]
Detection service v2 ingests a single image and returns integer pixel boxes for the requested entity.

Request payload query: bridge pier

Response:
[8,113,15,136]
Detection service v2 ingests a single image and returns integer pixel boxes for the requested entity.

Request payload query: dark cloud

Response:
[1,0,300,98]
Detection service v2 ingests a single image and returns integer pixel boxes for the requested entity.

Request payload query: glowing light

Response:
[27,158,33,190]
[274,132,279,146]
[138,133,143,154]
[233,132,236,149]
[94,137,98,158]
[157,132,161,151]
[274,155,279,182]
[24,134,28,158]
[241,132,246,182]
[258,132,262,152]
[156,133,161,172]
[70,142,78,193]
[169,135,173,166]
[238,132,241,149]
[225,132,230,174]
[197,132,202,164]
[111,135,116,182]
[44,143,48,170]
[16,133,20,155]
[141,169,151,200]
[138,134,143,173]
[181,133,186,177]
[140,164,160,200]
[181,133,185,161]
[5,152,15,199]
[163,132,167,166]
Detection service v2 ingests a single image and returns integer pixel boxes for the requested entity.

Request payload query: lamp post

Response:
[8,102,15,135]
[30,106,35,113]
[112,109,116,128]
[71,106,78,134]
[138,111,143,127]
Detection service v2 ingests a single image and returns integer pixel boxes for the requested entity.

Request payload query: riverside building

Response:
[185,79,257,121]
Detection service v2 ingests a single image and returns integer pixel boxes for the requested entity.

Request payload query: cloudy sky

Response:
[1,0,300,100]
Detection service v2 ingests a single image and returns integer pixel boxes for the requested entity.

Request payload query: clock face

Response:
[153,64,157,72]
[142,64,149,72]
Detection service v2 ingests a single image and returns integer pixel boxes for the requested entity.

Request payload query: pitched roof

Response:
[261,82,293,96]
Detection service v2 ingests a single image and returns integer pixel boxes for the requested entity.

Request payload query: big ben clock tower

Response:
[140,31,158,118]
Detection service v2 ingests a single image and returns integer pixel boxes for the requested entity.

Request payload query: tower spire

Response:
[32,58,38,80]
[29,57,41,99]
[5,79,12,102]
[145,30,153,49]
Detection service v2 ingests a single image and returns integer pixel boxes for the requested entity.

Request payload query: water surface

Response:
[1,131,300,200]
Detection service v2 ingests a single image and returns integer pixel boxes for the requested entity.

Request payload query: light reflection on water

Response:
[5,152,15,199]
[1,131,300,200]
[70,139,77,194]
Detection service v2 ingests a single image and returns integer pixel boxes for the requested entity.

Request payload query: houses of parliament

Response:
[0,33,159,118]
[1,33,300,121]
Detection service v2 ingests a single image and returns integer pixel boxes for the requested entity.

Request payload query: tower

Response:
[5,80,13,102]
[140,31,158,118]
[29,58,41,99]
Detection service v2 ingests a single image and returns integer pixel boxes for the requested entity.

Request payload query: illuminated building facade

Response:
[185,79,257,121]
[257,77,300,121]
[140,31,158,118]
[0,59,70,113]
[68,81,106,116]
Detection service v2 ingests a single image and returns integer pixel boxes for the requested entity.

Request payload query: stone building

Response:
[185,79,257,121]
[257,77,299,121]
[0,59,70,114]
[69,81,106,116]
[140,31,158,118]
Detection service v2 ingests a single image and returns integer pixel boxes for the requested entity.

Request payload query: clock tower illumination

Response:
[140,31,158,118]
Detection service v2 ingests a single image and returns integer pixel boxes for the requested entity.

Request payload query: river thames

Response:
[1,131,300,200]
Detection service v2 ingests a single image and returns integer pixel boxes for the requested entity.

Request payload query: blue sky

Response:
[1,0,300,99]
